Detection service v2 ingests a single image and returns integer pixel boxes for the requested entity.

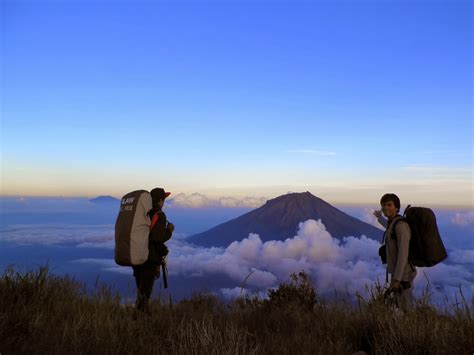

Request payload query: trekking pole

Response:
[161,256,168,289]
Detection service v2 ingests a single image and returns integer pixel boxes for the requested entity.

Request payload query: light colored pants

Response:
[388,269,416,310]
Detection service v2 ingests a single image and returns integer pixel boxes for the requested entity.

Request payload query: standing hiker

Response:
[374,193,416,309]
[133,187,174,314]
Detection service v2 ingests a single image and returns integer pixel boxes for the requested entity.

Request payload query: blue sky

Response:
[2,0,472,205]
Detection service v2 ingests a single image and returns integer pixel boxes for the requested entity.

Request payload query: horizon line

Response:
[0,193,472,210]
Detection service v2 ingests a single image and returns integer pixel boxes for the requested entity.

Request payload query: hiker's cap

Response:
[150,187,171,201]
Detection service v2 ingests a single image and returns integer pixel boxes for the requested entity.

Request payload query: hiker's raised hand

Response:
[373,210,382,218]
[167,223,175,233]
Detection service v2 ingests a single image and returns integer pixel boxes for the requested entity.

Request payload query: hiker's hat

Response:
[151,187,171,201]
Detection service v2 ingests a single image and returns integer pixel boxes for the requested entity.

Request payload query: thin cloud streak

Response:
[286,149,337,156]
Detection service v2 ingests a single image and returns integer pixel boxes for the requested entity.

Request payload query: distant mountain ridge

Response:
[188,192,382,247]
[89,195,120,205]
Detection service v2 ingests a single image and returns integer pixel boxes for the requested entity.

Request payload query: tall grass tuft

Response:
[0,266,472,354]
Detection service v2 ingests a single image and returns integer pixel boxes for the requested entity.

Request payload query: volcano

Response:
[188,192,382,247]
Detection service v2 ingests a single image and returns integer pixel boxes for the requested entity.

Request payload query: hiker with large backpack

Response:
[374,193,447,309]
[115,187,174,314]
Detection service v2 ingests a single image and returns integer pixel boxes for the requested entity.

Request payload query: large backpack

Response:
[114,190,153,266]
[392,205,448,267]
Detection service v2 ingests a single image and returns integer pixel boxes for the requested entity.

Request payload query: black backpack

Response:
[393,205,448,267]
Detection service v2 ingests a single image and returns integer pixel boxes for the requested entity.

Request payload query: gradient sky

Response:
[1,0,473,206]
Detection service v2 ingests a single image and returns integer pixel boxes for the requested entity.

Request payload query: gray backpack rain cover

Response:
[114,190,152,266]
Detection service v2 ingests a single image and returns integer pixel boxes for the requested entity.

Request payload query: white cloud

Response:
[3,216,472,304]
[401,165,472,173]
[164,220,383,293]
[0,224,114,246]
[286,149,337,156]
[450,211,474,226]
[220,287,269,300]
[168,193,267,209]
[360,207,386,231]
[164,219,473,302]
[72,258,116,267]
[168,193,214,208]
[71,258,133,275]
[76,240,115,248]
[447,250,474,264]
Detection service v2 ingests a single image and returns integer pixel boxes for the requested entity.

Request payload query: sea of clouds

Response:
[1,207,473,306]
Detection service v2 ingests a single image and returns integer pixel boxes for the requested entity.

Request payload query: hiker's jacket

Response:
[147,208,172,264]
[378,215,417,282]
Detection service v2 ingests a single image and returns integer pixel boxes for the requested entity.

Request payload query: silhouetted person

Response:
[133,187,174,314]
[374,193,416,309]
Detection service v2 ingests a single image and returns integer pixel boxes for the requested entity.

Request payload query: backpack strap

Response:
[150,211,159,231]
[403,204,412,217]
[391,215,416,272]
[388,216,404,240]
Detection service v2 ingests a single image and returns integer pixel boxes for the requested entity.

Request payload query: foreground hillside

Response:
[0,266,472,354]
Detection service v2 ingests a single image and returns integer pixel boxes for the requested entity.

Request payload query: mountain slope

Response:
[89,195,120,205]
[188,192,382,247]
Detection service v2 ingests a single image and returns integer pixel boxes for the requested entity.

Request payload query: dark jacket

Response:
[147,208,172,265]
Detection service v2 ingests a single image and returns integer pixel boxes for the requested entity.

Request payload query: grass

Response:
[0,266,473,354]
